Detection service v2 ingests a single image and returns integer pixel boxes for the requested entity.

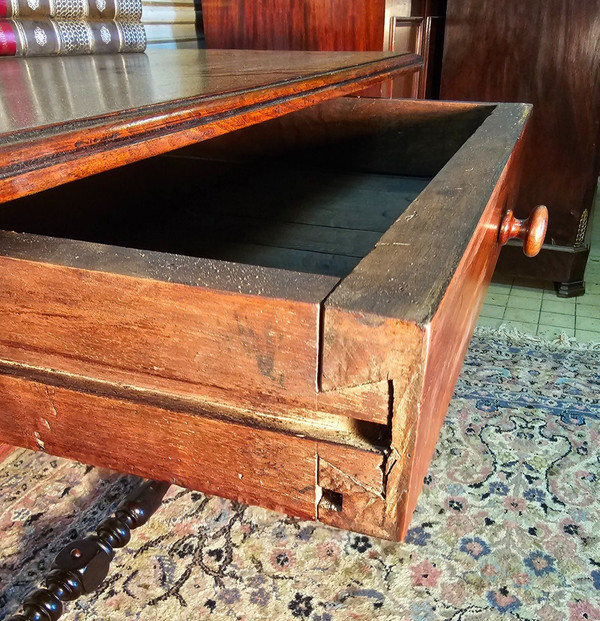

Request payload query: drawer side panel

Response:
[395,117,530,537]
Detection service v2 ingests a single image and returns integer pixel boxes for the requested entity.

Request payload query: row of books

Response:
[144,0,199,48]
[0,0,198,56]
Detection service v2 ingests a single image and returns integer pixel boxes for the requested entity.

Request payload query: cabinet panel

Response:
[441,0,600,289]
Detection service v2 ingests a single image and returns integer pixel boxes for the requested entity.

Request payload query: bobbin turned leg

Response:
[6,479,170,621]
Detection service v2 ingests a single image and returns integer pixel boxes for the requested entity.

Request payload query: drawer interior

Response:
[0,98,493,279]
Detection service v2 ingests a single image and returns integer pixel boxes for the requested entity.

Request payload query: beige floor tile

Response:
[577,303,599,319]
[574,329,600,344]
[505,307,540,323]
[537,326,575,339]
[503,321,538,335]
[541,299,576,314]
[485,292,510,306]
[480,304,505,319]
[576,315,600,332]
[506,296,541,311]
[539,311,575,329]
[477,317,504,329]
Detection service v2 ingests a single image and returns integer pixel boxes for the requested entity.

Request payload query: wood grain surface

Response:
[0,230,395,426]
[177,97,493,178]
[396,122,529,537]
[322,102,531,388]
[0,373,320,519]
[0,92,531,539]
[0,371,392,533]
[202,0,386,51]
[0,49,420,203]
[318,101,531,537]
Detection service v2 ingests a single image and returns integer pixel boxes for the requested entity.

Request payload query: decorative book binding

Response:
[0,17,145,55]
[0,0,142,22]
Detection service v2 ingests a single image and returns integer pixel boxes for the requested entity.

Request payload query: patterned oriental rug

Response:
[0,330,599,621]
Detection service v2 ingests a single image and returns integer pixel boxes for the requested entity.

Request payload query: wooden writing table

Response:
[0,49,543,541]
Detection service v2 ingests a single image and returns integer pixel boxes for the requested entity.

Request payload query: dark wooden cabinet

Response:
[440,0,600,295]
[202,0,386,51]
[201,0,446,99]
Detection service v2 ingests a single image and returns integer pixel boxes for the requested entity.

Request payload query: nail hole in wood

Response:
[321,489,343,512]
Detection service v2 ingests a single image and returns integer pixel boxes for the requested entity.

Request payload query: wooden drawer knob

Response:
[499,205,548,257]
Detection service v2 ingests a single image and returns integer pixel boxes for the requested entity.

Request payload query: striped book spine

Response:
[0,17,145,55]
[0,0,142,21]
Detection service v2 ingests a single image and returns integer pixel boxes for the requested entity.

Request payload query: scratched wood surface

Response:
[0,373,320,519]
[321,103,531,387]
[393,121,530,537]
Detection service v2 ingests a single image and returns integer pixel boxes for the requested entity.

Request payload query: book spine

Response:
[0,0,142,22]
[141,5,195,25]
[0,17,146,55]
[144,20,194,43]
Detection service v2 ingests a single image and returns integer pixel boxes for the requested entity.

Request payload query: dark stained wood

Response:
[496,243,590,290]
[202,0,386,51]
[175,97,494,178]
[0,49,421,202]
[0,157,426,278]
[441,0,600,283]
[201,0,445,99]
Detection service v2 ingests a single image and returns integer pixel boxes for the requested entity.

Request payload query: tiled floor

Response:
[478,194,600,343]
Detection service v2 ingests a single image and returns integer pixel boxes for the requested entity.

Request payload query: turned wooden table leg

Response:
[6,479,170,621]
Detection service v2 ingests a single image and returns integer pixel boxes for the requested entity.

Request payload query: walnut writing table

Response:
[0,49,544,541]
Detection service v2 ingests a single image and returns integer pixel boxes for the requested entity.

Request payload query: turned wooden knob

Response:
[499,205,548,257]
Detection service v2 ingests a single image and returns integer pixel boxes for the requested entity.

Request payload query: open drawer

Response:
[0,98,535,540]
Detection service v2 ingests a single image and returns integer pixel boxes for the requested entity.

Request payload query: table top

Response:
[0,48,420,202]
